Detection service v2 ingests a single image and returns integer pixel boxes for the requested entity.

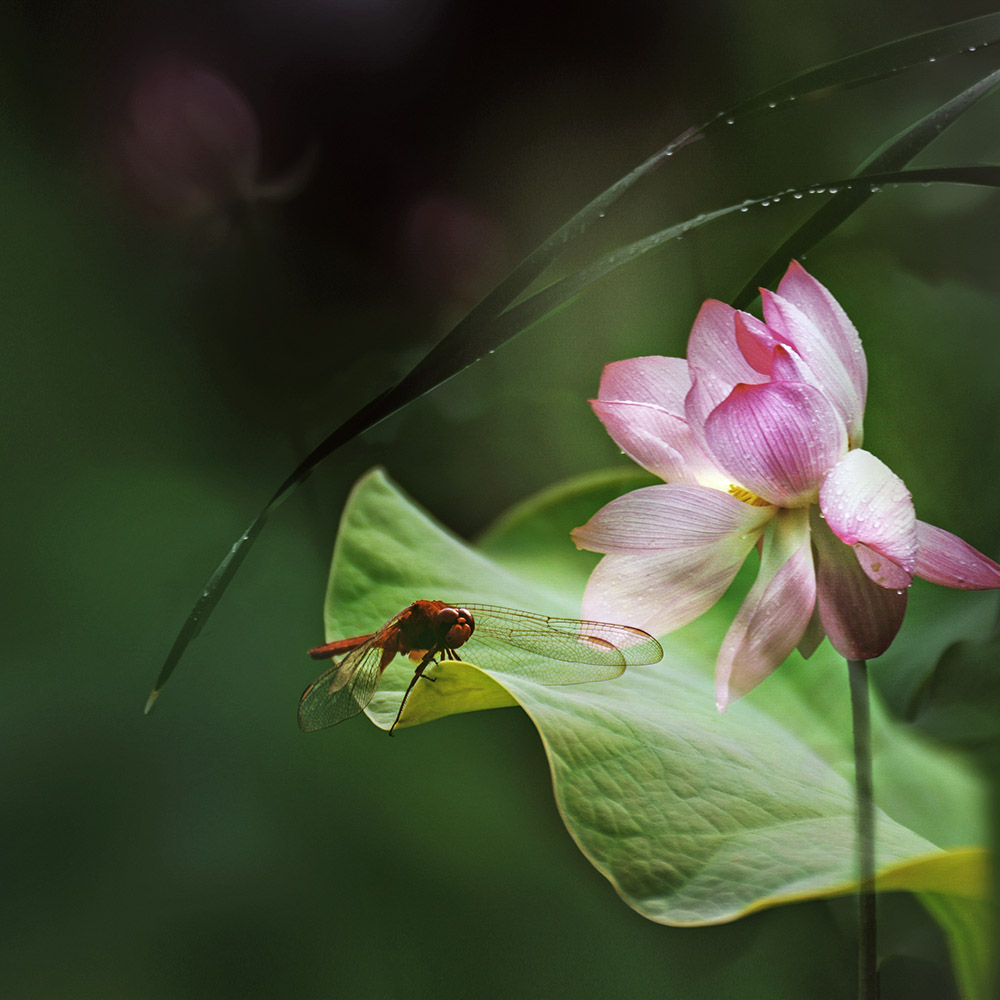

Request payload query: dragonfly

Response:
[299,600,663,734]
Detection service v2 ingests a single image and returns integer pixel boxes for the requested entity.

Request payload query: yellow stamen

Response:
[728,484,773,507]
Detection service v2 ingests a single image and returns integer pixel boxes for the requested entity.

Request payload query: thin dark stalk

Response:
[848,657,878,1000]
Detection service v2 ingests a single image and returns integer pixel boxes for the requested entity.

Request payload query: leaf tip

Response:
[144,688,161,715]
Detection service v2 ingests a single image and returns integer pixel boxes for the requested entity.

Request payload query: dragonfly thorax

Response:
[397,600,475,655]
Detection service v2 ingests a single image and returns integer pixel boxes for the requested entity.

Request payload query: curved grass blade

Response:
[733,65,1000,308]
[487,165,1000,342]
[147,12,1000,708]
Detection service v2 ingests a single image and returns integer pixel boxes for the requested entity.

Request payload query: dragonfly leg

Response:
[389,648,440,734]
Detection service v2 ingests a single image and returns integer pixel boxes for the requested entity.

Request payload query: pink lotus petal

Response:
[715,508,816,709]
[571,484,773,553]
[762,289,865,448]
[776,261,867,414]
[852,543,913,590]
[580,550,742,637]
[796,607,826,660]
[685,300,768,440]
[767,342,816,385]
[573,485,774,636]
[590,400,720,485]
[811,508,907,659]
[914,521,1000,589]
[704,381,848,506]
[598,356,692,415]
[819,450,916,587]
[733,311,782,374]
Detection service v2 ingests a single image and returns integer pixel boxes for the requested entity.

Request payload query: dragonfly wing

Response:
[458,604,662,685]
[298,641,386,731]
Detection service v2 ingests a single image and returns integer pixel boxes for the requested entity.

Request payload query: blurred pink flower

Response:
[117,56,261,223]
[398,193,509,309]
[572,262,1000,709]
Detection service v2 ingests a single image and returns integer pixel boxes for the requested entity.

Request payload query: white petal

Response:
[574,485,774,636]
[819,450,916,586]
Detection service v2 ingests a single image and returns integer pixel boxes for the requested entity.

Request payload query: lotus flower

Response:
[572,262,1000,709]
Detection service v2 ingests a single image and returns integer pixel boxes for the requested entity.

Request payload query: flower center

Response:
[728,484,773,507]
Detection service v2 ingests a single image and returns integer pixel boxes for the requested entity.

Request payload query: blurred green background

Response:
[3,2,1000,998]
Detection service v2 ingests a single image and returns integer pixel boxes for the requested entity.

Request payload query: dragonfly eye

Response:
[436,606,460,625]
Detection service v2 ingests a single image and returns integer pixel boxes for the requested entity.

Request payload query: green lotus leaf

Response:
[314,466,988,989]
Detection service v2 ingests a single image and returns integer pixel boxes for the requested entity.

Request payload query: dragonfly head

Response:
[436,605,475,649]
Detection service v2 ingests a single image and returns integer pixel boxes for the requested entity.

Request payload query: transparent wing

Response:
[456,603,663,685]
[298,639,387,732]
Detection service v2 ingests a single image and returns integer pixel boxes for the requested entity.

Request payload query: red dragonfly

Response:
[299,600,662,733]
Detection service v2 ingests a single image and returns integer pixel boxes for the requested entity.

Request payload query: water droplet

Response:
[761,200,771,207]
[767,102,777,109]
[726,118,735,125]
[665,150,674,157]
[928,56,936,63]
[740,206,749,213]
[793,193,803,200]
[598,212,606,218]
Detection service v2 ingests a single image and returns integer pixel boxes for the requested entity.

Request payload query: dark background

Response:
[3,2,998,997]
